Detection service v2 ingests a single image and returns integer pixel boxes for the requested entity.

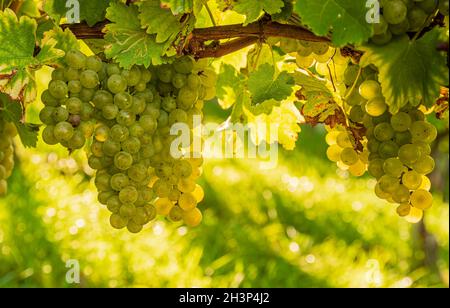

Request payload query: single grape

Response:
[183,208,202,227]
[402,170,423,190]
[383,0,408,24]
[114,151,133,171]
[359,80,382,100]
[410,189,433,210]
[154,198,174,215]
[366,97,387,117]
[412,155,435,175]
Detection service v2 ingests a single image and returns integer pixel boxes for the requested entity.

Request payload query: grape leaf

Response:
[16,123,39,147]
[104,2,168,68]
[234,0,284,24]
[161,0,194,14]
[42,27,79,55]
[270,102,302,150]
[247,63,294,105]
[216,63,244,107]
[44,0,112,26]
[0,93,22,122]
[0,9,63,103]
[139,0,184,43]
[17,0,41,18]
[360,30,449,113]
[271,0,293,22]
[294,0,373,46]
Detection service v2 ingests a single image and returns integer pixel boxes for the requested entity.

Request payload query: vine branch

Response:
[63,20,330,58]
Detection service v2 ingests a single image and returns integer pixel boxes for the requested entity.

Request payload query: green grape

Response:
[66,97,83,115]
[102,104,119,120]
[130,96,146,115]
[408,109,425,121]
[88,155,104,170]
[156,65,174,83]
[153,179,172,198]
[183,208,202,227]
[95,172,111,191]
[383,158,406,178]
[402,170,423,190]
[336,132,353,148]
[412,155,435,174]
[311,42,329,55]
[359,80,382,100]
[349,106,365,123]
[64,67,80,81]
[80,70,99,89]
[179,192,197,211]
[127,164,148,182]
[177,87,198,110]
[106,63,121,76]
[398,143,422,165]
[42,126,58,145]
[366,97,388,117]
[119,203,136,218]
[410,189,433,210]
[383,0,408,24]
[94,125,109,142]
[49,80,68,99]
[119,186,139,204]
[110,125,129,142]
[374,123,395,141]
[79,88,95,102]
[116,110,136,127]
[392,184,411,203]
[114,151,133,171]
[296,54,315,68]
[122,66,142,87]
[41,90,60,107]
[98,191,114,206]
[395,131,412,146]
[114,92,133,110]
[65,50,86,69]
[107,74,127,94]
[85,56,103,72]
[139,115,157,133]
[378,141,399,159]
[68,130,86,149]
[343,65,360,86]
[408,7,428,32]
[418,0,439,13]
[132,207,151,225]
[129,123,144,138]
[389,18,410,35]
[111,173,130,191]
[106,195,121,213]
[373,15,389,35]
[410,121,437,143]
[92,90,112,109]
[187,74,201,90]
[396,203,412,217]
[53,106,69,122]
[371,30,393,45]
[379,174,400,194]
[122,137,141,154]
[367,139,380,153]
[368,158,385,179]
[54,122,74,142]
[103,139,121,157]
[375,183,391,200]
[340,148,359,166]
[173,160,193,178]
[68,80,82,94]
[52,68,65,81]
[110,213,128,229]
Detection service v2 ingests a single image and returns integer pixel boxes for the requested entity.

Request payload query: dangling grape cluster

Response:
[0,119,17,196]
[40,50,215,233]
[372,0,449,45]
[325,62,438,223]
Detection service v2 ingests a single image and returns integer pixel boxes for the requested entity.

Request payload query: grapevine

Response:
[0,0,448,235]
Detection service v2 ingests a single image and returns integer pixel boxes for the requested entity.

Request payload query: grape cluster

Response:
[0,120,17,196]
[372,0,449,45]
[40,50,215,233]
[329,64,438,222]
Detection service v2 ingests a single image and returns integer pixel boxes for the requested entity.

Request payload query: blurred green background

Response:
[0,67,449,288]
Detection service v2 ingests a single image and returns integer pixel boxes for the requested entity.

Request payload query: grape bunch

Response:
[40,50,216,233]
[330,64,438,223]
[0,120,17,196]
[372,0,449,45]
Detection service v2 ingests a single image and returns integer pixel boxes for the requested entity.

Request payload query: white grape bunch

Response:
[325,62,438,223]
[371,0,449,45]
[0,119,17,197]
[40,50,216,233]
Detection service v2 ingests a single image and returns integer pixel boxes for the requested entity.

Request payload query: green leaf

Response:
[17,0,41,18]
[104,2,168,68]
[269,102,301,150]
[0,9,63,103]
[0,93,22,122]
[294,72,338,121]
[139,0,183,43]
[42,27,79,55]
[247,63,294,105]
[271,0,293,22]
[161,0,194,14]
[294,0,373,46]
[234,0,284,24]
[16,122,39,148]
[216,63,244,104]
[44,0,112,26]
[360,30,449,113]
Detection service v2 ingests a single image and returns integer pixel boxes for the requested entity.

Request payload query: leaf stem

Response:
[204,1,217,27]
